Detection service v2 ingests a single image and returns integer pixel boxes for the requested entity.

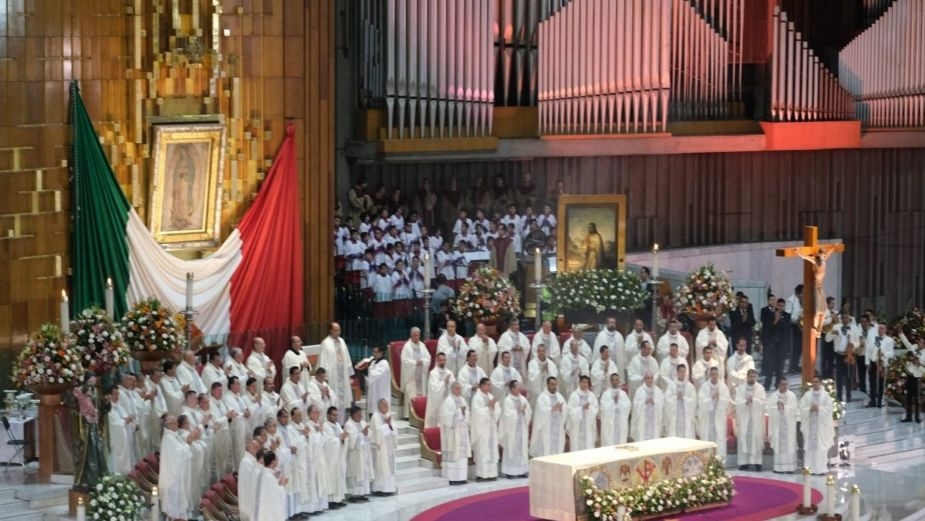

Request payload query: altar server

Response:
[401,327,432,418]
[631,371,664,441]
[800,376,834,474]
[566,375,599,452]
[425,353,456,428]
[766,379,799,473]
[498,321,531,376]
[439,382,471,484]
[734,369,767,470]
[663,365,697,439]
[697,367,732,462]
[470,378,502,480]
[530,377,567,457]
[319,322,354,423]
[599,373,632,445]
[499,381,532,477]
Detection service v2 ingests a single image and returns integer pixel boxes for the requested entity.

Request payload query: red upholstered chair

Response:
[420,427,442,468]
[424,339,439,370]
[390,340,404,401]
[199,496,222,521]
[726,415,737,454]
[409,396,427,429]
[136,460,159,486]
[221,473,238,497]
[143,451,160,472]
[128,469,153,495]
[208,485,237,513]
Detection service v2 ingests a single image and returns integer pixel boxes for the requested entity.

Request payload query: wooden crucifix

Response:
[775,226,845,384]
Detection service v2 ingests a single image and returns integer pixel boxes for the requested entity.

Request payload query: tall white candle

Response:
[185,272,194,310]
[652,243,660,278]
[105,278,115,320]
[151,486,160,521]
[423,252,432,289]
[60,290,70,334]
[826,475,836,516]
[850,485,860,521]
[534,248,542,284]
[76,497,85,521]
[802,467,811,508]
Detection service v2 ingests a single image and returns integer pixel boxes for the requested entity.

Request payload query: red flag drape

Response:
[229,123,304,363]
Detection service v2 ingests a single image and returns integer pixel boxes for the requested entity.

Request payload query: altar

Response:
[529,437,717,521]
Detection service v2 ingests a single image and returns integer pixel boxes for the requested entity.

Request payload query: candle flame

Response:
[653,243,659,253]
[61,289,67,301]
[106,277,113,287]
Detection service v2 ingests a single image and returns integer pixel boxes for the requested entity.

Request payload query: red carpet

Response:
[411,476,824,521]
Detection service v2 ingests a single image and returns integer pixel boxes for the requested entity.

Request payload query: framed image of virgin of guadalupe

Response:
[556,194,627,273]
[148,122,225,249]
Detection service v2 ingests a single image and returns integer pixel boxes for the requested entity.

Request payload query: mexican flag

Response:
[68,81,303,353]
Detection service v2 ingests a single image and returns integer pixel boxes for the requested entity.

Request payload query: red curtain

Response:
[229,123,304,364]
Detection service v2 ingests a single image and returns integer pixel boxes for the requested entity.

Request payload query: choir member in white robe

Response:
[159,416,193,521]
[733,370,767,469]
[437,320,467,375]
[144,370,168,452]
[560,341,590,400]
[401,327,432,418]
[177,351,207,395]
[107,386,138,475]
[246,337,277,383]
[590,346,617,397]
[323,406,349,507]
[282,336,314,389]
[159,361,186,417]
[561,330,593,363]
[470,378,501,480]
[283,408,312,518]
[253,452,288,521]
[176,415,205,518]
[663,365,697,439]
[692,346,726,390]
[527,345,558,408]
[533,321,562,362]
[656,320,690,361]
[566,376,599,452]
[439,382,471,484]
[201,352,228,394]
[221,376,252,464]
[595,317,625,368]
[364,346,391,420]
[225,347,251,382]
[627,342,660,398]
[658,343,685,390]
[425,353,456,428]
[280,366,310,416]
[490,351,523,402]
[530,377,567,457]
[624,320,654,371]
[344,406,374,500]
[237,439,260,521]
[320,323,354,423]
[499,381,532,477]
[765,379,799,473]
[370,399,398,494]
[800,377,835,474]
[457,350,488,402]
[307,368,338,414]
[599,373,631,445]
[498,321,531,377]
[695,318,730,359]
[697,367,731,462]
[631,372,664,441]
[303,405,331,512]
[468,322,499,377]
[727,338,756,393]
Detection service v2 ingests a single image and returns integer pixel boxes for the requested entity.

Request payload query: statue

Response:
[794,248,833,336]
[71,375,108,489]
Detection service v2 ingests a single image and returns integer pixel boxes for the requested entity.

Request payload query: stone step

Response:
[397,433,418,446]
[396,455,434,471]
[15,485,69,510]
[397,466,438,482]
[396,475,449,495]
[395,444,421,458]
[0,511,42,521]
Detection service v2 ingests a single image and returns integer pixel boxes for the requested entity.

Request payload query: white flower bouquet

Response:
[89,474,145,521]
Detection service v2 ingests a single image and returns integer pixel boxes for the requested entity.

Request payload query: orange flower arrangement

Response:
[13,323,84,387]
[120,297,185,353]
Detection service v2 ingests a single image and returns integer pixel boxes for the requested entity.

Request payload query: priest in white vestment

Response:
[253,451,288,521]
[727,338,756,392]
[307,368,338,414]
[319,323,354,423]
[663,365,696,439]
[692,346,726,390]
[344,406,374,500]
[159,416,194,521]
[590,346,617,397]
[499,381,532,477]
[498,321,531,376]
[470,378,501,480]
[401,327,432,418]
[237,439,260,521]
[181,390,214,490]
[177,414,207,511]
[468,322,499,377]
[594,317,625,367]
[283,408,313,518]
[303,405,330,512]
[144,370,168,452]
[695,318,730,359]
[527,345,558,408]
[624,320,654,373]
[438,320,468,375]
[566,375,599,452]
[733,369,767,469]
[205,385,234,478]
[121,374,150,461]
[246,337,277,383]
[159,361,186,417]
[439,382,471,484]
[243,378,267,433]
[697,367,731,462]
[107,386,138,475]
[658,343,685,390]
[425,353,456,428]
[800,377,835,474]
[627,342,660,398]
[490,351,523,402]
[323,406,349,507]
[221,376,252,464]
[282,336,314,389]
[561,329,592,363]
[631,372,664,441]
[280,366,310,416]
[656,320,690,361]
[457,350,488,402]
[177,350,207,395]
[201,352,229,397]
[560,340,590,400]
[766,379,799,473]
[533,321,562,362]
[225,348,251,382]
[364,346,391,419]
[370,399,398,495]
[530,377,567,457]
[599,373,631,445]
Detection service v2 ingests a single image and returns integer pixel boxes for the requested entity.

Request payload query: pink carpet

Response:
[411,476,824,521]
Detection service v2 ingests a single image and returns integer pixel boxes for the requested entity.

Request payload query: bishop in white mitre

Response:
[631,371,664,442]
[470,378,502,479]
[344,405,374,499]
[437,319,467,375]
[656,320,690,361]
[499,381,532,477]
[319,323,354,423]
[468,322,498,377]
[595,317,625,367]
[800,377,835,474]
[695,318,729,360]
[697,367,731,462]
[766,379,799,473]
[425,352,456,428]
[663,364,697,439]
[498,321,531,376]
[533,321,562,362]
[401,327,432,418]
[530,376,567,457]
[370,399,398,494]
[527,344,558,408]
[658,343,685,390]
[159,416,193,521]
[726,338,756,392]
[457,349,487,402]
[246,337,277,383]
[439,382,471,483]
[692,346,725,390]
[627,342,660,398]
[566,375,599,452]
[559,340,589,400]
[590,346,618,398]
[624,320,654,372]
[490,350,523,402]
[734,369,767,469]
[599,373,631,445]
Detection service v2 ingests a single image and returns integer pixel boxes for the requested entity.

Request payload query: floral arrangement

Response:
[885,348,924,405]
[579,456,733,520]
[455,266,522,324]
[674,264,736,318]
[71,306,128,374]
[89,474,145,521]
[801,378,845,421]
[12,323,84,388]
[120,297,185,353]
[893,307,925,343]
[544,269,650,314]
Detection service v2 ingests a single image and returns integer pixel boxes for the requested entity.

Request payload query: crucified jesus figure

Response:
[795,248,832,337]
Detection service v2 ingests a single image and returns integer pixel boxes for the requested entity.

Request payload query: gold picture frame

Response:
[148,122,225,249]
[556,194,627,273]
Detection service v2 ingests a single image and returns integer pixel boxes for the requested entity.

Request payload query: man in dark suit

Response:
[730,293,757,354]
[762,298,792,389]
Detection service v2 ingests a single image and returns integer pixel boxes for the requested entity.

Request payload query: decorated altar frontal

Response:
[529,437,719,521]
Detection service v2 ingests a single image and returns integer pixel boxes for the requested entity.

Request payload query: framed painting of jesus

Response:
[148,122,225,250]
[556,194,627,273]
